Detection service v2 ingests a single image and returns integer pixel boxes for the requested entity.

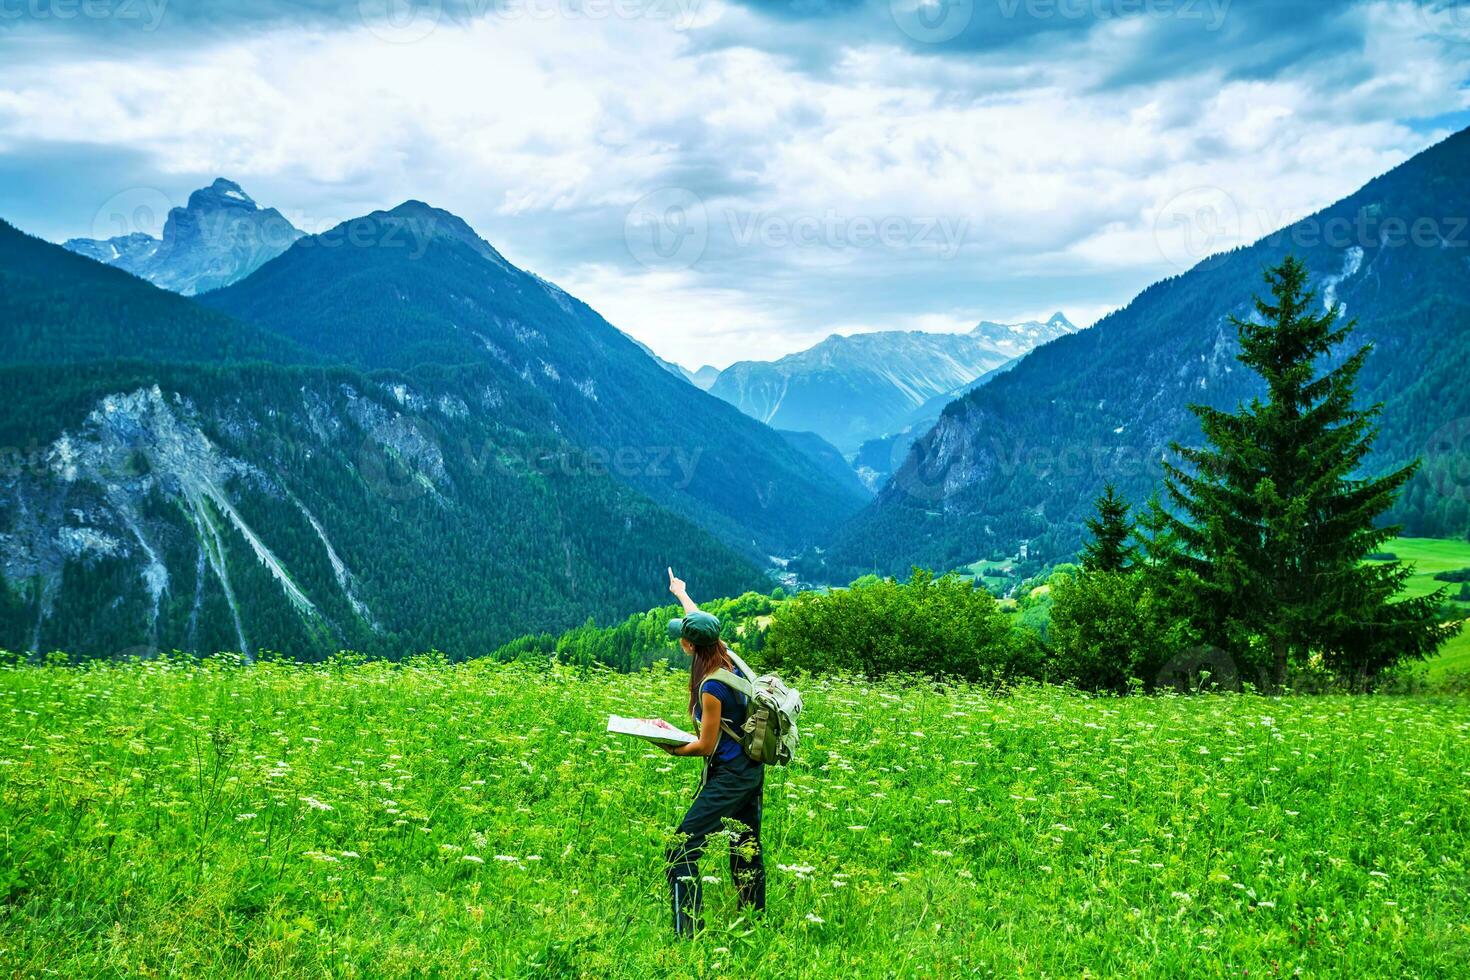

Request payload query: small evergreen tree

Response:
[1079,484,1136,573]
[1153,256,1458,689]
[1047,566,1197,693]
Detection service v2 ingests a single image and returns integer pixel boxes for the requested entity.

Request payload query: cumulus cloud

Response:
[0,0,1466,367]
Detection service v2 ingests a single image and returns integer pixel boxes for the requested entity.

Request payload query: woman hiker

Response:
[660,567,767,937]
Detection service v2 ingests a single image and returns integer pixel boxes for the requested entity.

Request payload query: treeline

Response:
[503,259,1463,694]
[484,591,782,673]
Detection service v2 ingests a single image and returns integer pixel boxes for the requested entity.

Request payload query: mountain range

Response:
[64,178,302,296]
[823,126,1470,578]
[5,127,1469,657]
[706,314,1078,452]
[0,191,865,658]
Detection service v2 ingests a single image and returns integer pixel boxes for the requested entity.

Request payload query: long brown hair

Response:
[687,638,734,716]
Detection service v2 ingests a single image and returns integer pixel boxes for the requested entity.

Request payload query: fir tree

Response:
[1154,257,1458,689]
[1080,484,1136,573]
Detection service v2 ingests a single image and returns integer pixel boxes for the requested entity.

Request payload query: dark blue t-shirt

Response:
[695,665,749,762]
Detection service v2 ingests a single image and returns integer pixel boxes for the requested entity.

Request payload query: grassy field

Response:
[2,659,1467,976]
[955,559,1021,595]
[1373,538,1470,678]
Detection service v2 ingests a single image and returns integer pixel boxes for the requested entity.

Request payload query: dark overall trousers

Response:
[666,751,766,936]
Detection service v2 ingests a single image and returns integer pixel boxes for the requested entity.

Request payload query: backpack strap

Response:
[702,665,754,748]
[703,667,753,699]
[724,650,758,686]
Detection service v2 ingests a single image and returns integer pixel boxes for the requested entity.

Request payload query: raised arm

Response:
[668,567,698,615]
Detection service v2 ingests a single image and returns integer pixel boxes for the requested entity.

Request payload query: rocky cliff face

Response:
[62,179,302,295]
[2,384,385,657]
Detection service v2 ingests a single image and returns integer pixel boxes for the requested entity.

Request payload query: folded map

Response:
[607,715,696,746]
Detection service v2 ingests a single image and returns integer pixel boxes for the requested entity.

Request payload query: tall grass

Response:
[1,656,1466,976]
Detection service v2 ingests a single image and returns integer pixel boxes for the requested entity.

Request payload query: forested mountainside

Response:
[777,430,872,499]
[202,202,867,556]
[825,127,1470,577]
[62,179,302,296]
[708,314,1077,452]
[0,228,767,658]
[0,220,306,366]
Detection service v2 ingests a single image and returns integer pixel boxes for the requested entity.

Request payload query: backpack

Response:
[706,650,801,766]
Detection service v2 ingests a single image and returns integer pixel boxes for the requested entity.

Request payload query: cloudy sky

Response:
[1,0,1467,368]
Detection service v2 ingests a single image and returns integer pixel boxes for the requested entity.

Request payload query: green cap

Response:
[668,610,722,646]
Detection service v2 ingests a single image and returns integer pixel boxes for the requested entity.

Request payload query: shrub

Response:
[1046,569,1198,692]
[764,569,1036,681]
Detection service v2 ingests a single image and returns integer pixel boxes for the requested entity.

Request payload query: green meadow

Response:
[2,658,1467,977]
[1373,538,1470,678]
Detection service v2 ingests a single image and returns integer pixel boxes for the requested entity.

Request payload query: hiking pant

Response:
[666,751,765,936]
